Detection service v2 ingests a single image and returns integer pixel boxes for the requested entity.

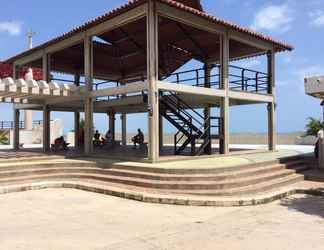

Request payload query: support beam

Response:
[13,64,20,151]
[267,50,276,151]
[42,105,51,152]
[121,114,127,146]
[13,109,20,151]
[84,36,94,155]
[74,74,81,149]
[108,111,116,142]
[204,63,212,154]
[159,115,163,150]
[147,0,159,162]
[220,32,230,155]
[42,54,51,152]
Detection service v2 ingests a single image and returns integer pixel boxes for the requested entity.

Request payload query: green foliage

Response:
[79,118,85,130]
[0,134,9,145]
[304,117,324,137]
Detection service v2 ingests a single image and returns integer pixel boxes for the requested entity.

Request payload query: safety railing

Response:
[0,120,43,130]
[162,64,269,94]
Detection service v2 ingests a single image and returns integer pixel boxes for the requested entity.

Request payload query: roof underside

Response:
[6,0,293,81]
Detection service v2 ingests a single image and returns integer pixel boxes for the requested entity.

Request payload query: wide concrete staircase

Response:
[0,156,311,197]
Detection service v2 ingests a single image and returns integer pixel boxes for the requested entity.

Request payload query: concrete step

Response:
[0,165,308,191]
[109,158,308,175]
[169,174,305,196]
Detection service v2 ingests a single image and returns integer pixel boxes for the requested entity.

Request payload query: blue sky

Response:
[0,0,323,134]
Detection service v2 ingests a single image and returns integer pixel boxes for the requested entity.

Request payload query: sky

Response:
[0,0,323,135]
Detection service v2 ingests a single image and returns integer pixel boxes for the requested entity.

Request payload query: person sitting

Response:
[93,130,102,147]
[52,136,69,151]
[105,129,113,144]
[132,129,144,149]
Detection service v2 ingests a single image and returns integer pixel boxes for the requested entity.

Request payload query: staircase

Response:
[159,91,221,156]
[0,156,311,198]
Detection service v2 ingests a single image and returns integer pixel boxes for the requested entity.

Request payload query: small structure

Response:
[1,0,293,162]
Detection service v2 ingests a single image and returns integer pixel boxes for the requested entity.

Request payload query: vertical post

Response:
[204,63,212,154]
[220,32,230,155]
[84,36,94,155]
[12,64,20,150]
[13,109,20,150]
[74,74,80,149]
[159,115,163,150]
[121,114,127,146]
[42,54,51,152]
[267,50,276,151]
[43,105,50,152]
[147,0,159,162]
[108,111,116,142]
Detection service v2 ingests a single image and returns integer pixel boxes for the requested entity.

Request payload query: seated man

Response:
[93,130,102,147]
[105,129,113,144]
[52,136,69,151]
[132,129,144,149]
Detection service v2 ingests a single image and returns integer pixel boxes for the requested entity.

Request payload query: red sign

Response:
[0,63,43,80]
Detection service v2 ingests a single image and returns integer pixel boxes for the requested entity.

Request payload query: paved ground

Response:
[0,189,323,250]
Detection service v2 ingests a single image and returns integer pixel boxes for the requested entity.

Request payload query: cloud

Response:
[309,10,324,27]
[251,4,293,33]
[0,21,22,36]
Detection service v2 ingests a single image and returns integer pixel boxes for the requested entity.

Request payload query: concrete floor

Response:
[0,189,323,250]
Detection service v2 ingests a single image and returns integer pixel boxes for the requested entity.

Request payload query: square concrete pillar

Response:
[147,0,160,162]
[219,32,230,155]
[42,105,51,152]
[13,108,20,151]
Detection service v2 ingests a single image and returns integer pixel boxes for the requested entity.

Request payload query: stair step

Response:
[169,174,304,196]
[0,167,306,190]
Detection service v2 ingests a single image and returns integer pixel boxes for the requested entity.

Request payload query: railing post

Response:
[241,69,245,91]
[256,72,259,93]
[196,70,199,86]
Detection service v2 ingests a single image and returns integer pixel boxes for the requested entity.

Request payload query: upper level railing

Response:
[162,64,270,94]
[0,120,43,130]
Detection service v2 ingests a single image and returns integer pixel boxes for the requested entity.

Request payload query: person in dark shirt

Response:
[132,129,144,149]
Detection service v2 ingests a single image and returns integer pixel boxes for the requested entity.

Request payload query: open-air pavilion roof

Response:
[5,0,293,82]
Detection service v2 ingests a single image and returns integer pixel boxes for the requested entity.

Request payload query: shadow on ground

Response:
[280,191,324,219]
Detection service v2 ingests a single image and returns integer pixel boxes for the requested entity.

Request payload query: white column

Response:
[147,0,159,162]
[24,111,33,130]
[220,32,230,154]
[84,36,94,155]
[267,50,276,151]
[13,109,20,151]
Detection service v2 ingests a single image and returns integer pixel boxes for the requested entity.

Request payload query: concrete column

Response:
[147,0,159,162]
[220,32,230,154]
[74,111,80,149]
[108,112,116,142]
[84,36,94,155]
[121,114,127,146]
[13,64,20,151]
[74,74,80,149]
[42,105,50,152]
[159,115,163,150]
[318,131,324,169]
[13,109,20,151]
[204,63,212,155]
[267,50,276,151]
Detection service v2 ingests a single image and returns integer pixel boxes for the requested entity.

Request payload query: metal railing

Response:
[0,120,43,130]
[162,64,269,94]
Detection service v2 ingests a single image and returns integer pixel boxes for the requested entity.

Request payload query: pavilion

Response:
[0,0,293,162]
